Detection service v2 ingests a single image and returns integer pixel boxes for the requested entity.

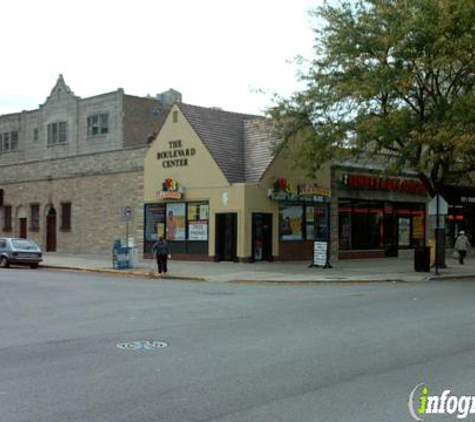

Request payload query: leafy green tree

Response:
[269,0,475,196]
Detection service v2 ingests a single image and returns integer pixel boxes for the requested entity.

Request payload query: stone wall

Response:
[0,148,147,255]
[0,147,146,184]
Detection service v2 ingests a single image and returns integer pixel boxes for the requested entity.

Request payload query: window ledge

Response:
[47,142,69,148]
[0,149,21,154]
[87,133,108,138]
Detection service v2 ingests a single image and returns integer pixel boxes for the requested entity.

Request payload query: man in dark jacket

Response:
[152,237,169,274]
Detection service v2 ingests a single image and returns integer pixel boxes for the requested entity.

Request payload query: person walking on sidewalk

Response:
[454,230,471,265]
[152,237,170,274]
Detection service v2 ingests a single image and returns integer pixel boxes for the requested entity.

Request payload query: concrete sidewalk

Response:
[40,252,475,283]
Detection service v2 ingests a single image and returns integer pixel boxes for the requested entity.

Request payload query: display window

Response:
[279,205,304,240]
[279,203,329,241]
[165,203,186,240]
[144,202,209,255]
[187,202,208,241]
[338,199,425,250]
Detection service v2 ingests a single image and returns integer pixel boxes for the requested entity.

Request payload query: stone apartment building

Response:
[0,75,180,254]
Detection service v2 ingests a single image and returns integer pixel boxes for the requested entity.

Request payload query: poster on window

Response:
[398,217,411,247]
[187,203,209,221]
[188,204,199,220]
[145,204,165,241]
[188,221,208,241]
[199,204,209,220]
[166,203,186,240]
[279,205,303,240]
[412,216,424,239]
[157,223,165,239]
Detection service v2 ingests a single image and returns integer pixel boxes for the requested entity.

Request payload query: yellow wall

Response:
[245,146,331,258]
[144,105,245,257]
[144,106,331,260]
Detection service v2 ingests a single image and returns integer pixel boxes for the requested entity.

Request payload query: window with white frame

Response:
[87,113,109,136]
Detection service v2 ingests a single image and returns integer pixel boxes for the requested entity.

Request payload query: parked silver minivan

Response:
[0,238,42,269]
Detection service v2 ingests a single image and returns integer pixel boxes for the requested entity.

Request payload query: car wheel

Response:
[0,256,10,268]
[30,264,39,269]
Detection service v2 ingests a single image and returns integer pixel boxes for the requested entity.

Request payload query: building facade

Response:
[143,103,332,262]
[143,103,437,262]
[0,75,179,254]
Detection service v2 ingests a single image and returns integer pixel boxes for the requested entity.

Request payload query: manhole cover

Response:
[116,340,168,350]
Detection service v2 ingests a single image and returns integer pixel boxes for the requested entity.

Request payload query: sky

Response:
[1,0,320,116]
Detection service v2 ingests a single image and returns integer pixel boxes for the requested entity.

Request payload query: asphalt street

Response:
[2,268,475,421]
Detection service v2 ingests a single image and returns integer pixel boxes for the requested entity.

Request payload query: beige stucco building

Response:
[144,103,332,262]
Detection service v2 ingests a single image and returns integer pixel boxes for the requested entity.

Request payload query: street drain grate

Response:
[117,340,168,351]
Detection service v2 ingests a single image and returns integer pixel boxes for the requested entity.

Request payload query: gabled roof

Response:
[178,103,275,183]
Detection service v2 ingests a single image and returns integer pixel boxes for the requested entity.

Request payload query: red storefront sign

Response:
[342,174,426,194]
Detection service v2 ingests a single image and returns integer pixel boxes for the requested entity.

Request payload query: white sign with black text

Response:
[313,241,328,267]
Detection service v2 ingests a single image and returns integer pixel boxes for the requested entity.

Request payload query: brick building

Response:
[0,75,180,254]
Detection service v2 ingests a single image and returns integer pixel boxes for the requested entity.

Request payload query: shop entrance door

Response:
[46,207,57,252]
[215,213,237,261]
[252,213,273,262]
[19,218,27,238]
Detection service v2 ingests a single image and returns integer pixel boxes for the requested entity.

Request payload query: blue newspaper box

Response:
[112,240,131,269]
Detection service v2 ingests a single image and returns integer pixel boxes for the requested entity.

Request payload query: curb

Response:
[228,279,408,285]
[39,265,208,282]
[38,264,475,284]
[426,273,475,281]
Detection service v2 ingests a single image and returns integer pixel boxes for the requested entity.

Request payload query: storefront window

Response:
[279,204,304,240]
[315,203,330,241]
[144,204,166,254]
[305,206,315,240]
[165,203,186,240]
[398,217,411,247]
[339,199,352,250]
[352,200,384,249]
[339,199,425,250]
[279,203,328,241]
[145,202,209,256]
[187,203,208,241]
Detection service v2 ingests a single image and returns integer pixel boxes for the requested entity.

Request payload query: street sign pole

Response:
[126,219,129,261]
[122,206,133,263]
[428,194,448,275]
[435,194,439,276]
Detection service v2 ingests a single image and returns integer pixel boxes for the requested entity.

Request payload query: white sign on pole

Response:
[121,206,133,222]
[428,194,448,216]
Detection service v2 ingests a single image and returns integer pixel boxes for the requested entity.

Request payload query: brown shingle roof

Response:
[179,103,273,183]
[244,119,275,183]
